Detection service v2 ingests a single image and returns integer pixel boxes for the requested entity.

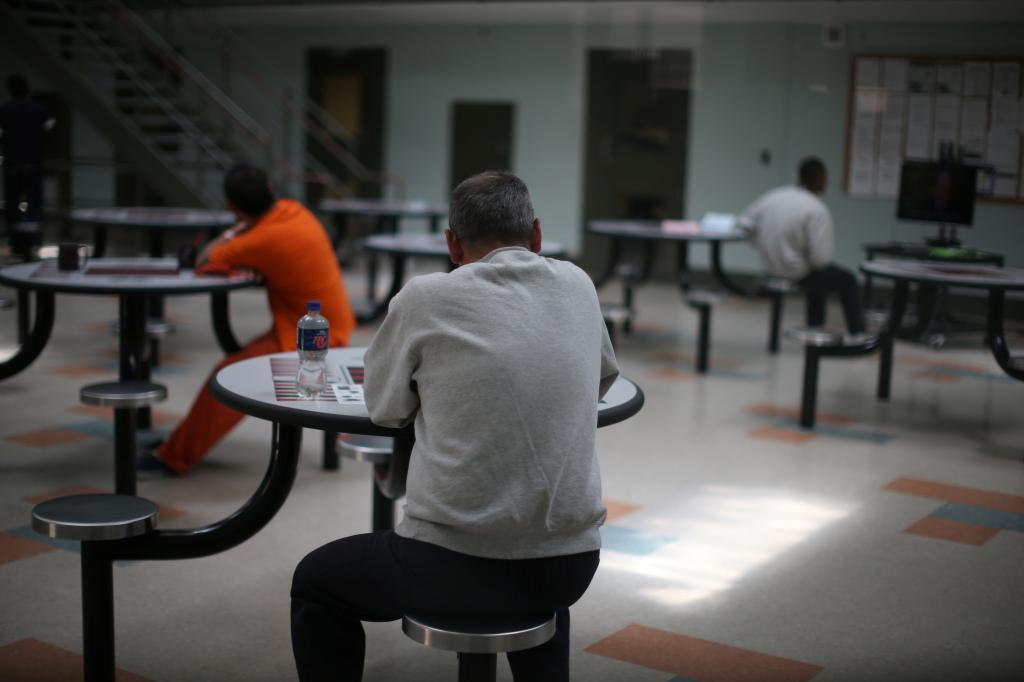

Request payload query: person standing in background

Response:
[1,74,55,260]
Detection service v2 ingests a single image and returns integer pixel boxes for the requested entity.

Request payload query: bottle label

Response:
[298,328,329,351]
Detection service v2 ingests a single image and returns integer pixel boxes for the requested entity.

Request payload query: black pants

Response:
[3,165,44,259]
[291,530,600,682]
[799,264,866,334]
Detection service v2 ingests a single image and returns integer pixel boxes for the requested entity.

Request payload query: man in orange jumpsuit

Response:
[148,164,356,475]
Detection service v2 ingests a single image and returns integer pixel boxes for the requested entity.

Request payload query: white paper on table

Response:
[932,94,961,157]
[331,383,364,405]
[963,62,992,98]
[936,64,963,94]
[905,94,933,159]
[699,212,736,234]
[992,62,1021,97]
[959,98,988,158]
[908,63,936,93]
[883,58,909,91]
[855,58,882,88]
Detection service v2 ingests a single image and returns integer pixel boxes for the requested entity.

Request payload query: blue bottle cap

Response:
[307,301,321,311]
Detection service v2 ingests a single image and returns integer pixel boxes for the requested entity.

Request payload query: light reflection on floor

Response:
[602,485,854,607]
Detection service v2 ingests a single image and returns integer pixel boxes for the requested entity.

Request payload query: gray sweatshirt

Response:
[739,185,834,280]
[364,246,619,559]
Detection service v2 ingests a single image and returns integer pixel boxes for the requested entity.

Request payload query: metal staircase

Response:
[0,0,385,207]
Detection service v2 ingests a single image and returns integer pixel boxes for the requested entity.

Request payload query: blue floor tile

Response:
[600,524,676,556]
[930,503,1024,533]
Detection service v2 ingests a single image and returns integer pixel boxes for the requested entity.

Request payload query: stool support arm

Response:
[210,291,243,354]
[104,422,302,561]
[0,290,55,380]
[987,289,1024,382]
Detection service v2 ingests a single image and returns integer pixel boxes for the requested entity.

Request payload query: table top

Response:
[588,219,747,242]
[859,260,1024,290]
[0,258,258,295]
[211,348,644,435]
[71,207,235,229]
[861,241,1003,263]
[318,198,448,218]
[363,233,568,259]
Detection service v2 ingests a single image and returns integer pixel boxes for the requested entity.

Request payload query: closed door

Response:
[449,102,514,190]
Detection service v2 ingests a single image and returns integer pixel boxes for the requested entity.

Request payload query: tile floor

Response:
[1,260,1022,681]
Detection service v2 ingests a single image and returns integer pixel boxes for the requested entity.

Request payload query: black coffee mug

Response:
[58,243,88,271]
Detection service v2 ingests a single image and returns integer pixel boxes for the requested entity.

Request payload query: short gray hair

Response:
[448,171,535,246]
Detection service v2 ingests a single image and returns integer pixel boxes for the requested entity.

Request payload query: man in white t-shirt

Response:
[740,157,866,336]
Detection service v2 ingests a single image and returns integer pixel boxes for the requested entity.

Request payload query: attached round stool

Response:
[32,494,159,682]
[337,433,396,531]
[600,303,631,350]
[108,317,175,367]
[684,289,722,373]
[758,277,792,353]
[81,381,168,495]
[786,328,880,429]
[402,612,556,682]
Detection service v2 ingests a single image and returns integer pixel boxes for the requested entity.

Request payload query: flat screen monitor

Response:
[897,161,977,226]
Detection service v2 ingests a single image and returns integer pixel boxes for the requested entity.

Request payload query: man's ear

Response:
[445,229,465,266]
[529,218,542,253]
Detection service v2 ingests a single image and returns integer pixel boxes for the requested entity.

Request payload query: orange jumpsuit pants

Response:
[157,330,282,475]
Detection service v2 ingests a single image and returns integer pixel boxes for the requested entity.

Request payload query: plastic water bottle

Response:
[296,301,329,399]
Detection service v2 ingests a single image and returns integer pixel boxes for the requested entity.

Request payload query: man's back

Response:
[207,198,355,349]
[364,247,618,560]
[742,185,834,280]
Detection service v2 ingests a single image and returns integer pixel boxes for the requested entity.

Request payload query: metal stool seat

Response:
[600,302,632,349]
[684,289,721,373]
[81,381,168,495]
[785,327,845,347]
[337,433,396,531]
[32,493,159,541]
[108,318,175,338]
[787,328,881,429]
[32,493,158,682]
[402,612,556,682]
[0,296,13,310]
[81,381,167,408]
[337,433,393,465]
[759,277,791,354]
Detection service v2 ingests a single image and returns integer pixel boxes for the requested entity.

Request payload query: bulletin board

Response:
[844,55,1024,204]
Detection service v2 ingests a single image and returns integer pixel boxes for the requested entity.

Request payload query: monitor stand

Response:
[925,223,961,248]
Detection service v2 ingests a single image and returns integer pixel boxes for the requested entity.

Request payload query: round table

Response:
[357,234,568,323]
[0,258,256,384]
[211,346,644,531]
[71,207,235,259]
[587,219,749,294]
[860,259,1024,386]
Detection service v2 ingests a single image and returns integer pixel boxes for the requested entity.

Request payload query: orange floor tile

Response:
[748,426,817,444]
[903,516,1000,546]
[883,477,1024,514]
[0,532,57,566]
[586,623,824,682]
[604,499,642,522]
[4,428,95,448]
[0,638,152,682]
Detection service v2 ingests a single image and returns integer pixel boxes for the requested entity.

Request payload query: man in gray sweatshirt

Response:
[291,171,619,681]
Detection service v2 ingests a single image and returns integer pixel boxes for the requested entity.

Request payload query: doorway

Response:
[306,48,387,204]
[580,49,692,275]
[449,102,515,191]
